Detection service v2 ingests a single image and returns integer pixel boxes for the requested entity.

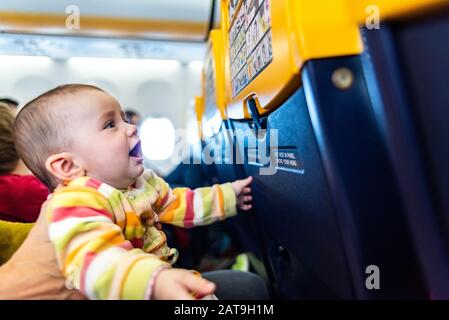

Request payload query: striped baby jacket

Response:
[44,169,237,300]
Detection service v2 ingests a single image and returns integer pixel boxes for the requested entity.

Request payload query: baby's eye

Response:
[104,121,115,129]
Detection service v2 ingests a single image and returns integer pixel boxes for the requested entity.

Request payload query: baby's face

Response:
[66,90,144,189]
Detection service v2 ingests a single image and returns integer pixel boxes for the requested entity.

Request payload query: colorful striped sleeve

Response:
[45,186,170,300]
[145,171,237,228]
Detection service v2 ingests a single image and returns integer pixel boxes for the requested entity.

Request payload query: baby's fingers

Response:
[182,273,216,298]
[241,176,253,187]
[173,287,197,300]
[239,203,252,211]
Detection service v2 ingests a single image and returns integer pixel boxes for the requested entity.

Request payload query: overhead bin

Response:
[0,0,214,41]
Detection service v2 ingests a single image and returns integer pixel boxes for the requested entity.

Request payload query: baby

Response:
[13,84,253,300]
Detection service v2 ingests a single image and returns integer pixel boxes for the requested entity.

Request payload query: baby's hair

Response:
[13,84,104,190]
[0,102,18,175]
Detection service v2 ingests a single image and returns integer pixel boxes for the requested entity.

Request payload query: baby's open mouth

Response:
[129,141,143,158]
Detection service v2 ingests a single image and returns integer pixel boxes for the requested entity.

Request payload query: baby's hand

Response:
[231,176,253,211]
[152,268,216,300]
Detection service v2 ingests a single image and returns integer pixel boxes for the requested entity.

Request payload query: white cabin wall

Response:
[0,55,203,175]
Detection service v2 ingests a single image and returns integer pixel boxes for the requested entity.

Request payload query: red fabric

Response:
[0,174,49,223]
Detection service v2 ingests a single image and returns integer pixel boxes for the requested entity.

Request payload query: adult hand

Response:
[0,203,86,300]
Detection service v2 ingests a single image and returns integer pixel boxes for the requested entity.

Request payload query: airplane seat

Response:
[197,27,273,275]
[222,0,430,298]
[232,87,355,299]
[164,160,210,189]
[220,120,272,274]
[301,54,426,298]
[207,107,271,278]
[359,6,449,297]
[232,56,428,299]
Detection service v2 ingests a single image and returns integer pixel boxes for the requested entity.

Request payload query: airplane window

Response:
[140,117,175,160]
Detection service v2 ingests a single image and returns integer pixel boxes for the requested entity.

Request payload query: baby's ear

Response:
[45,152,85,182]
